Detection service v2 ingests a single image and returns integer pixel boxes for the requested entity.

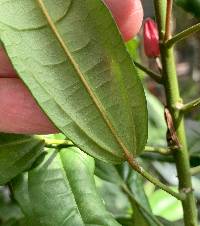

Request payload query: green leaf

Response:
[95,159,124,185]
[157,217,183,226]
[95,161,163,226]
[0,186,25,225]
[175,0,200,18]
[12,147,121,226]
[0,0,147,163]
[148,189,183,221]
[0,134,44,185]
[116,218,133,226]
[146,91,166,146]
[0,218,26,226]
[185,120,200,157]
[117,217,182,226]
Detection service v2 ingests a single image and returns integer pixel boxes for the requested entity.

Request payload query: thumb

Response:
[103,0,143,41]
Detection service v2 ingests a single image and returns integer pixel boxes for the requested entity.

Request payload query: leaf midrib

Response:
[36,0,131,158]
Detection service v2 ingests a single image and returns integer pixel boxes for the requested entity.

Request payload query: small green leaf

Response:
[12,147,121,226]
[0,0,147,163]
[0,134,44,185]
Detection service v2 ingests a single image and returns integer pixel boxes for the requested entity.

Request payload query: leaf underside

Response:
[0,0,147,163]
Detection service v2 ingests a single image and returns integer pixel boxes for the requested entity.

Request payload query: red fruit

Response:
[143,18,160,58]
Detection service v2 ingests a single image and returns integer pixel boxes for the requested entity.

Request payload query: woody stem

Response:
[154,1,198,225]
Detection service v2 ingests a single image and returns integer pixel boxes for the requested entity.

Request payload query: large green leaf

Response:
[0,134,44,185]
[11,147,121,226]
[0,0,147,163]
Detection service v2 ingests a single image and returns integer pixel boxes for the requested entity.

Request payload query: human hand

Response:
[0,0,143,134]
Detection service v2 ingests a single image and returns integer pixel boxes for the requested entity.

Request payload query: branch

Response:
[133,61,162,84]
[164,0,173,42]
[165,23,200,48]
[125,153,186,201]
[190,166,200,176]
[175,97,200,112]
[43,138,73,149]
[145,145,172,155]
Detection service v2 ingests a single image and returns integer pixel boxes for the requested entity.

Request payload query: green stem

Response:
[190,165,200,176]
[165,23,200,48]
[37,137,74,149]
[154,1,198,225]
[164,0,173,42]
[176,97,200,112]
[133,61,162,83]
[41,136,171,155]
[125,154,185,201]
[145,146,171,155]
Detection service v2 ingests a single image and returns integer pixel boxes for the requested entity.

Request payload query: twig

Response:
[133,60,162,84]
[38,137,74,149]
[124,152,185,201]
[175,97,200,112]
[165,23,200,48]
[145,146,172,155]
[164,0,173,42]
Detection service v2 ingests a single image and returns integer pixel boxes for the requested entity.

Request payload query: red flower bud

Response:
[143,18,160,58]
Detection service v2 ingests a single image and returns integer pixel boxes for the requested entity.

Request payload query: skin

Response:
[0,0,143,134]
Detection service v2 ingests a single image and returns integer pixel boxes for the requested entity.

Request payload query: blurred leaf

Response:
[0,186,24,224]
[148,189,183,221]
[1,218,26,226]
[95,160,163,226]
[0,202,23,223]
[116,217,182,226]
[95,177,131,217]
[116,218,133,226]
[146,91,167,146]
[125,164,152,212]
[95,160,124,185]
[157,217,183,226]
[126,38,141,61]
[185,120,200,157]
[12,147,120,226]
[0,0,147,164]
[175,0,200,18]
[0,134,44,185]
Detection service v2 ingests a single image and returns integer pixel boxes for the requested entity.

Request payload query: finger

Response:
[0,78,58,134]
[0,48,17,78]
[103,0,143,41]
